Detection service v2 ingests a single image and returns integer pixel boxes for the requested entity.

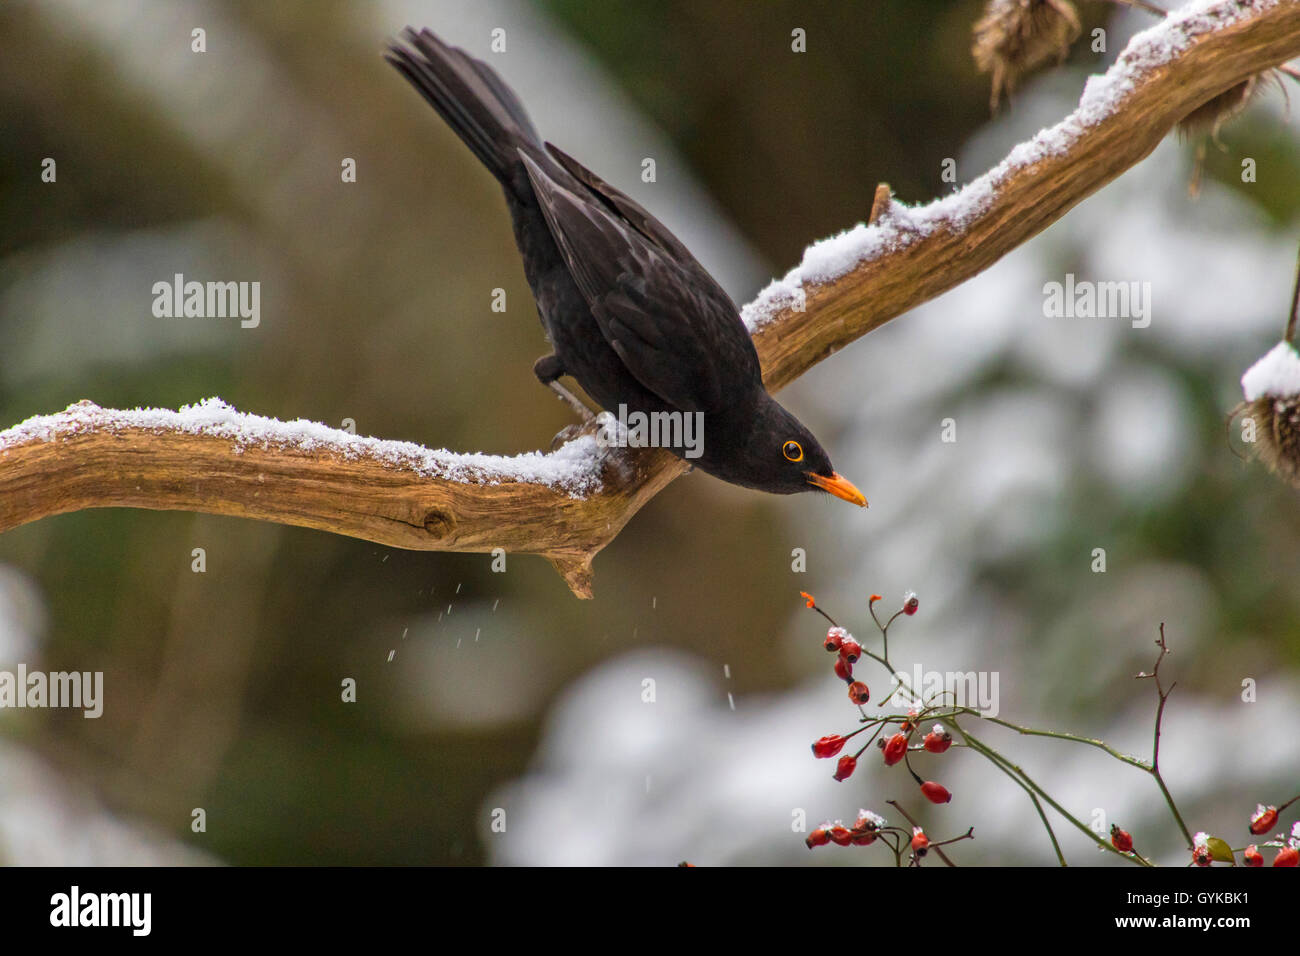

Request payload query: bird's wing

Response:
[544,142,699,266]
[520,150,759,414]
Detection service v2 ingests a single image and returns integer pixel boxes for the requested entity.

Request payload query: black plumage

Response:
[385,27,865,505]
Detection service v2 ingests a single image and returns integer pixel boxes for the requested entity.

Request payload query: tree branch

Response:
[4,0,1299,597]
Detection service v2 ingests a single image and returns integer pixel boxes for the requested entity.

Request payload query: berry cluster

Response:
[804,810,969,866]
[805,592,954,805]
[797,592,1297,868]
[800,590,972,866]
[1211,802,1300,868]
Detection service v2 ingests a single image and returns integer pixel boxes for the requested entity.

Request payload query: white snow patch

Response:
[740,0,1276,333]
[0,398,605,496]
[1241,341,1300,400]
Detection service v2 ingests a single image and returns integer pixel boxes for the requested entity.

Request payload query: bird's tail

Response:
[385,27,542,190]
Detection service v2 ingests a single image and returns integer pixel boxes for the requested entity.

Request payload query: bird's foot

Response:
[549,421,592,452]
[547,406,619,453]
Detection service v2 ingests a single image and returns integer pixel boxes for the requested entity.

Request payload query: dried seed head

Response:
[1237,336,1300,488]
[1237,395,1300,489]
[1179,73,1266,139]
[1182,71,1292,197]
[972,0,1081,111]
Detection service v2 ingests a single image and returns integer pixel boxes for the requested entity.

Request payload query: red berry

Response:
[851,813,882,845]
[1110,825,1133,854]
[805,826,831,849]
[1192,845,1212,867]
[838,636,862,664]
[823,627,845,653]
[923,726,952,754]
[833,754,857,781]
[883,732,908,766]
[920,781,952,804]
[834,657,854,681]
[1274,846,1300,867]
[829,824,853,846]
[811,735,847,759]
[847,681,870,705]
[911,827,929,852]
[1243,845,1264,867]
[1250,804,1278,836]
[903,592,919,615]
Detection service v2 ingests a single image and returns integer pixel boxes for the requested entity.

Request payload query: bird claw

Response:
[549,420,597,451]
[549,417,635,488]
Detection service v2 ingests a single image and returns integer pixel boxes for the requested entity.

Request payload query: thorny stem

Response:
[939,626,1192,852]
[1137,623,1194,847]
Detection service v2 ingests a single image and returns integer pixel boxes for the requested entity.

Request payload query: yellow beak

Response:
[807,471,868,507]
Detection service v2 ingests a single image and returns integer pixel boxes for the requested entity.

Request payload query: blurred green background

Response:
[1,0,1298,866]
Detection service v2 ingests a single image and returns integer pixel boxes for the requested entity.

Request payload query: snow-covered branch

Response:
[3,0,1298,598]
[0,399,661,599]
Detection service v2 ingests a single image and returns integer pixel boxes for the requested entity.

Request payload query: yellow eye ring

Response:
[783,440,803,462]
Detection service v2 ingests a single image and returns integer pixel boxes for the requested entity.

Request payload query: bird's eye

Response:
[783,440,803,462]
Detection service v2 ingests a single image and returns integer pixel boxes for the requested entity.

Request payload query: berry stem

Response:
[951,708,1151,770]
[885,799,961,867]
[1286,238,1300,343]
[1138,624,1194,847]
[955,722,1151,866]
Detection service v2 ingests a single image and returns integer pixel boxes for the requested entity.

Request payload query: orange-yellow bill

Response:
[807,471,867,507]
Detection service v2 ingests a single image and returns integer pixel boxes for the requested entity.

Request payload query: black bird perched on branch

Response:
[385,28,866,506]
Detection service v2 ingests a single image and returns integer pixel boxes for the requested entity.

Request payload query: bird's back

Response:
[386,28,762,421]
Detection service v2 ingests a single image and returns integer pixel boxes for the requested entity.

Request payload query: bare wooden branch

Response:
[4,1,1300,597]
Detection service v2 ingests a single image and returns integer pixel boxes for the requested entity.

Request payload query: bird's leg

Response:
[549,382,596,422]
[533,354,596,423]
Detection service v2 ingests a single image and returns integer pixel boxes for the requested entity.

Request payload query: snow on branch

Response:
[748,0,1300,391]
[3,0,1299,597]
[0,398,661,598]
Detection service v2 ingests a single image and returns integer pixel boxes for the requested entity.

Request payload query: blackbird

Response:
[386,28,866,505]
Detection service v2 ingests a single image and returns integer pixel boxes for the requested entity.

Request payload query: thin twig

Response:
[1136,623,1194,846]
[957,724,1151,866]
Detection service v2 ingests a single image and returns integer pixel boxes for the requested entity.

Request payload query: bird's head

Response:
[704,397,867,506]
